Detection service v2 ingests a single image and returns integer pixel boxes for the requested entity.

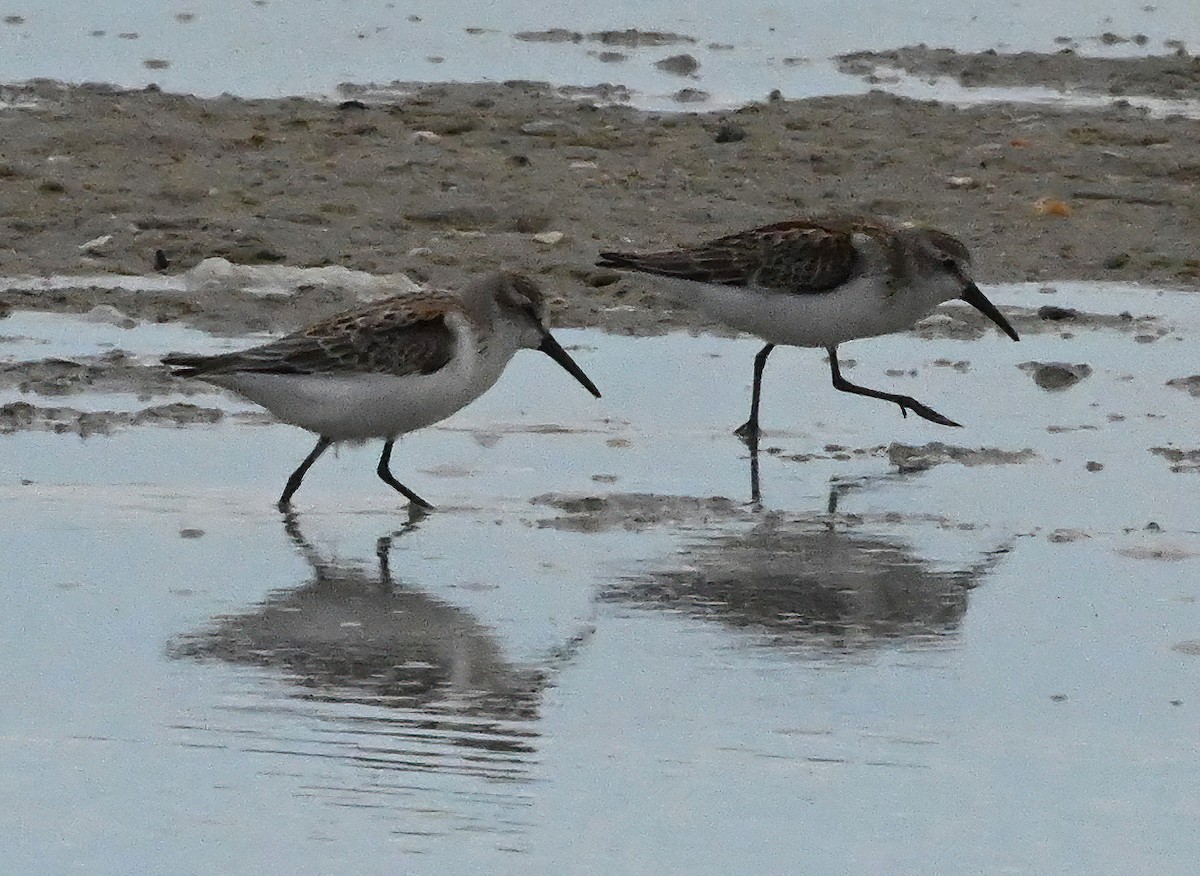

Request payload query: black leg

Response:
[278,436,333,509]
[734,343,776,440]
[377,439,435,510]
[827,346,962,428]
[747,429,763,507]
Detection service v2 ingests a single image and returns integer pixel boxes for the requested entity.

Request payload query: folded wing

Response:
[164,298,457,378]
[598,220,861,293]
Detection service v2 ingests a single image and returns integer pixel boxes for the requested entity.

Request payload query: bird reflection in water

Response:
[170,511,572,790]
[597,489,1007,650]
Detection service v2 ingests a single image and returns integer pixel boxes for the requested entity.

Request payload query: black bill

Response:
[961,282,1020,342]
[539,333,602,398]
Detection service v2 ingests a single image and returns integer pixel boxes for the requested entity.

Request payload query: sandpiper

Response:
[164,271,601,509]
[598,216,1018,438]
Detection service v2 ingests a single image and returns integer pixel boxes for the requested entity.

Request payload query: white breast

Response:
[654,275,941,348]
[209,313,523,441]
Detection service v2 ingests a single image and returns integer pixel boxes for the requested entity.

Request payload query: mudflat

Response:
[1,58,1197,338]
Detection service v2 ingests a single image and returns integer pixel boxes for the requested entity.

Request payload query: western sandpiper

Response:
[164,271,601,509]
[598,216,1018,438]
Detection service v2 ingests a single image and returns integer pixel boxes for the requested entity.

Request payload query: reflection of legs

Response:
[827,346,961,428]
[280,506,335,579]
[377,439,435,510]
[279,436,333,508]
[282,502,426,586]
[734,343,775,440]
[377,503,429,584]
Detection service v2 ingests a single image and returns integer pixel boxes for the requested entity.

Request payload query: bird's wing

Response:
[163,296,458,378]
[598,219,864,292]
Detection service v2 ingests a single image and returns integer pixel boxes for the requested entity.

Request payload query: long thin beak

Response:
[961,282,1019,341]
[538,332,601,398]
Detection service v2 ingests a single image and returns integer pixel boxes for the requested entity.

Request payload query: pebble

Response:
[1018,361,1093,391]
[82,304,136,329]
[78,234,113,253]
[714,122,746,143]
[411,130,442,144]
[655,54,700,76]
[532,231,566,246]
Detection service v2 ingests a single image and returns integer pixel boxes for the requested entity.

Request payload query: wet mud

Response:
[1,66,1199,344]
[838,45,1200,98]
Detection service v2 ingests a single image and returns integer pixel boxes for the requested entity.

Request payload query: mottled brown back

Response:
[598,218,894,293]
[164,293,458,378]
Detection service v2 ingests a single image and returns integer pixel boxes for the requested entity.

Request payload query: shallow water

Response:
[3,1,1198,107]
[2,282,1200,873]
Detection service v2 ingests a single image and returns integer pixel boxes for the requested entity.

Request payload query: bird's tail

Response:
[596,251,642,271]
[161,353,213,378]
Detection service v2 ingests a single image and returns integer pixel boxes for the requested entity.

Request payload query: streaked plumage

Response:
[598,215,1018,437]
[164,271,601,509]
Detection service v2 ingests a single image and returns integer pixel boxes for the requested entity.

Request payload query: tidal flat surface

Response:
[2,278,1199,874]
[3,0,1199,106]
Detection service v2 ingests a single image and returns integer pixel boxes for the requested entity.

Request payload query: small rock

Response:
[78,234,113,253]
[945,176,978,189]
[82,304,136,329]
[655,53,700,76]
[532,231,566,246]
[1086,461,1104,472]
[179,528,205,539]
[153,249,169,271]
[1037,305,1078,321]
[673,88,710,104]
[714,122,746,143]
[1103,252,1131,269]
[1018,361,1093,391]
[411,130,442,144]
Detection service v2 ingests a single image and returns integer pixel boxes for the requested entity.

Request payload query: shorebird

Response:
[164,271,601,509]
[598,216,1019,438]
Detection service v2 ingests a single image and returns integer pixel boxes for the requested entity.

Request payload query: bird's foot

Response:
[733,420,760,443]
[896,398,961,428]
